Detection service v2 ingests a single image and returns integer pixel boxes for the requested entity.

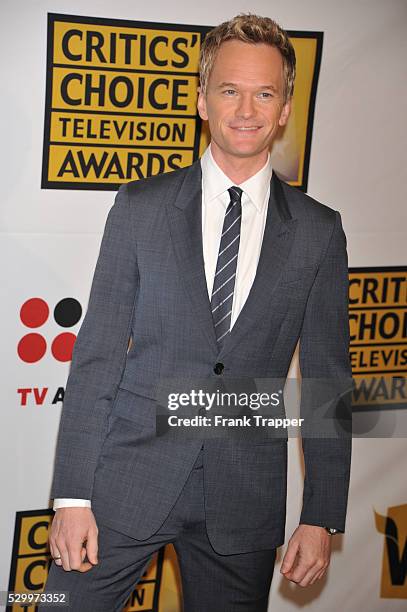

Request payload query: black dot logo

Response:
[54,298,82,328]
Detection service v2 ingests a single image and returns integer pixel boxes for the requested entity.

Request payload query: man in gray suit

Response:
[42,13,352,611]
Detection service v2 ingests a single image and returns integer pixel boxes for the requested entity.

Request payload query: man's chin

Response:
[211,135,271,159]
[223,143,268,158]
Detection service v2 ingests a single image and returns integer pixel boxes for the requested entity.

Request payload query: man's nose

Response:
[236,94,255,119]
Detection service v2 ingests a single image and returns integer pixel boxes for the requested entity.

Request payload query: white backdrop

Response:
[1,0,406,610]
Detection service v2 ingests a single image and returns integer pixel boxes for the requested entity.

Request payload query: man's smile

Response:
[230,126,262,130]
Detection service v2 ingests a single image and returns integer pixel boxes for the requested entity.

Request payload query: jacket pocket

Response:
[111,385,157,429]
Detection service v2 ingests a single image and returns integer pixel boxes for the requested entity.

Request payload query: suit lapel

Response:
[218,175,297,360]
[166,160,218,352]
[166,160,298,357]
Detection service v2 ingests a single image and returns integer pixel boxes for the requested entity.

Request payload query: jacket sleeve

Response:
[50,183,139,500]
[298,210,354,533]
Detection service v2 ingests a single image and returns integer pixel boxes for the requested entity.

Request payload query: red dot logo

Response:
[51,332,77,362]
[18,297,82,363]
[20,298,49,328]
[17,333,47,363]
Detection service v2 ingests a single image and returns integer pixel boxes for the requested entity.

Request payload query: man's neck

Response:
[210,142,269,184]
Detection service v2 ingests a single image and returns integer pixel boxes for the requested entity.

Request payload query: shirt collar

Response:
[200,141,273,212]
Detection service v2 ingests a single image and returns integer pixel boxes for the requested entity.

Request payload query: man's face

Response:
[197,40,291,159]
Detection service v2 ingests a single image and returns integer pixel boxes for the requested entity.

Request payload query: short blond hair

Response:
[199,13,296,102]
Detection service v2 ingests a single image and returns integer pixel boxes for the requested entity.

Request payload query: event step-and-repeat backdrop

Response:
[2,1,406,611]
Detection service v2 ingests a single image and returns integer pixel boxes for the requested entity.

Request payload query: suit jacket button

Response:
[213,362,224,375]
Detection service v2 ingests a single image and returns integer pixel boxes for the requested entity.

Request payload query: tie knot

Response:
[228,186,243,204]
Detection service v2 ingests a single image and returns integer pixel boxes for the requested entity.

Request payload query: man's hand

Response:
[280,525,332,587]
[49,507,99,572]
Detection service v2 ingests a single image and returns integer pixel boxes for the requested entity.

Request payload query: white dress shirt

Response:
[53,142,273,510]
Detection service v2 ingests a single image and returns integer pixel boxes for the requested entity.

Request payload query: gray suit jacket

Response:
[50,158,353,554]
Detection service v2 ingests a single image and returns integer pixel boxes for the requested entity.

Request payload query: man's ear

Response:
[197,86,208,121]
[278,98,292,127]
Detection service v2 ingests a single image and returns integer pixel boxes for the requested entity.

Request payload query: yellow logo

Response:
[349,267,407,410]
[8,509,172,611]
[42,14,323,191]
[375,505,407,598]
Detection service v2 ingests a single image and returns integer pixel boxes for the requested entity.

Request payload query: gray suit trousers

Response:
[41,448,277,612]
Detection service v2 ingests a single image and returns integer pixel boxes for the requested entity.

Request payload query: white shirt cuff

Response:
[53,498,91,510]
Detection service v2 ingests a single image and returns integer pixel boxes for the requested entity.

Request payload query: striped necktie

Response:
[210,186,243,349]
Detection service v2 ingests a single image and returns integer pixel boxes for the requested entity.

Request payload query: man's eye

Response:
[223,89,236,95]
[258,92,273,98]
